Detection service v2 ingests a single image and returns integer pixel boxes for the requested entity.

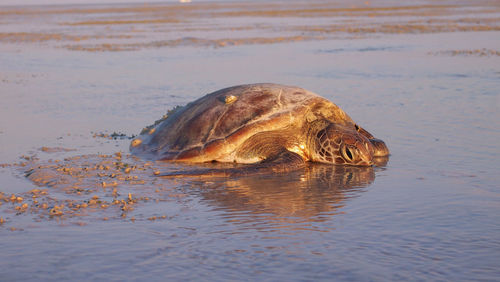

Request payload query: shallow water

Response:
[1,1,500,281]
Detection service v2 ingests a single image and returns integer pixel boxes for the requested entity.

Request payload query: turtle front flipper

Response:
[158,150,305,178]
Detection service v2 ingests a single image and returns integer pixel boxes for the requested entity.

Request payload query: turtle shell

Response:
[130,83,354,162]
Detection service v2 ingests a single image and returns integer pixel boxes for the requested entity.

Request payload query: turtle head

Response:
[311,123,375,166]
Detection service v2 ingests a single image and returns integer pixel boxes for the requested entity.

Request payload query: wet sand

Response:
[1,0,500,280]
[1,0,500,51]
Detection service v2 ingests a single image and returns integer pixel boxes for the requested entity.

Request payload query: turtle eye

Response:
[342,145,354,161]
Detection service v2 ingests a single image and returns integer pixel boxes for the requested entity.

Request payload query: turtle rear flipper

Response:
[158,150,305,178]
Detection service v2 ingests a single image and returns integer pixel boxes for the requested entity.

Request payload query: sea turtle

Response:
[130,83,389,175]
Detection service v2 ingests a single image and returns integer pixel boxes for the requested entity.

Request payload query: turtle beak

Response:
[370,138,389,157]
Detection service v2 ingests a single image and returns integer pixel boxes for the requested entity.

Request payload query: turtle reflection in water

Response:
[199,165,376,222]
[131,83,389,176]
